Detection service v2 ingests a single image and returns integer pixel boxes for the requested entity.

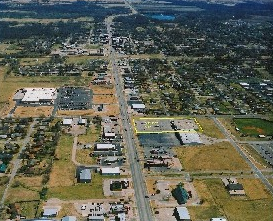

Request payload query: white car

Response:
[81,205,87,210]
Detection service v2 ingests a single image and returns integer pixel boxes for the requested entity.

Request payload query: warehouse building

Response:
[13,88,57,105]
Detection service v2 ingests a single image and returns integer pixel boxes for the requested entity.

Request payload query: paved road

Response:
[212,117,273,195]
[1,119,37,206]
[106,15,154,221]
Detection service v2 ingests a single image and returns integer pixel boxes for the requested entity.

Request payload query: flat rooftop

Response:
[133,117,202,134]
[14,88,57,103]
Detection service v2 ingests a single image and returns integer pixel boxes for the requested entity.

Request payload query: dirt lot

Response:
[14,106,53,117]
[92,94,118,104]
[90,85,116,94]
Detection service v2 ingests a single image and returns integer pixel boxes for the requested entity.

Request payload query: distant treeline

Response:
[0,1,130,20]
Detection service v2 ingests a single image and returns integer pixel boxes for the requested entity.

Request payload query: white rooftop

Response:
[104,132,116,137]
[63,118,73,125]
[179,132,202,144]
[131,103,145,109]
[21,88,57,102]
[176,207,190,220]
[211,218,227,221]
[96,143,115,150]
[101,167,120,174]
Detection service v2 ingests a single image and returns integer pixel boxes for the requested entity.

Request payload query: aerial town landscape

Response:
[0,0,273,220]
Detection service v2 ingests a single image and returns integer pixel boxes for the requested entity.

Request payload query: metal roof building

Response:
[101,167,120,175]
[174,207,191,221]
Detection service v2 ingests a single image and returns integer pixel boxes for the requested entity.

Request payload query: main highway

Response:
[106,15,154,221]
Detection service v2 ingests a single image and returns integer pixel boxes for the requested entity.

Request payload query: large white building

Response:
[14,88,57,105]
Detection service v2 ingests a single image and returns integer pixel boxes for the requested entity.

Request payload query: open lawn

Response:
[193,179,273,221]
[196,117,225,139]
[238,178,272,200]
[5,186,41,204]
[20,201,40,219]
[14,175,43,188]
[223,199,273,221]
[234,118,273,136]
[78,124,100,144]
[48,134,75,187]
[174,141,250,171]
[188,206,223,221]
[5,175,44,204]
[48,173,106,200]
[76,149,97,165]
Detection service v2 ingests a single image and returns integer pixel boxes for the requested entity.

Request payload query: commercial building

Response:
[95,143,116,151]
[174,207,191,221]
[101,167,120,175]
[76,167,92,183]
[13,88,57,105]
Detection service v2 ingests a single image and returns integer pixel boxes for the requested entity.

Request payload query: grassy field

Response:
[192,179,273,221]
[238,178,272,200]
[174,141,250,171]
[241,144,270,169]
[188,205,223,221]
[47,173,106,200]
[66,56,107,64]
[196,117,225,139]
[20,201,40,219]
[5,175,44,204]
[57,203,79,218]
[48,134,75,187]
[234,118,273,136]
[78,124,100,144]
[5,186,41,204]
[76,149,97,165]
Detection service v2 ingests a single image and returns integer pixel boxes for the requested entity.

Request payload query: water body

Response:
[149,14,175,21]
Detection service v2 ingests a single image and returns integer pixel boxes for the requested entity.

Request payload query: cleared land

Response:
[93,94,118,104]
[48,134,75,187]
[90,85,116,94]
[174,141,250,171]
[196,117,225,139]
[14,106,53,118]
